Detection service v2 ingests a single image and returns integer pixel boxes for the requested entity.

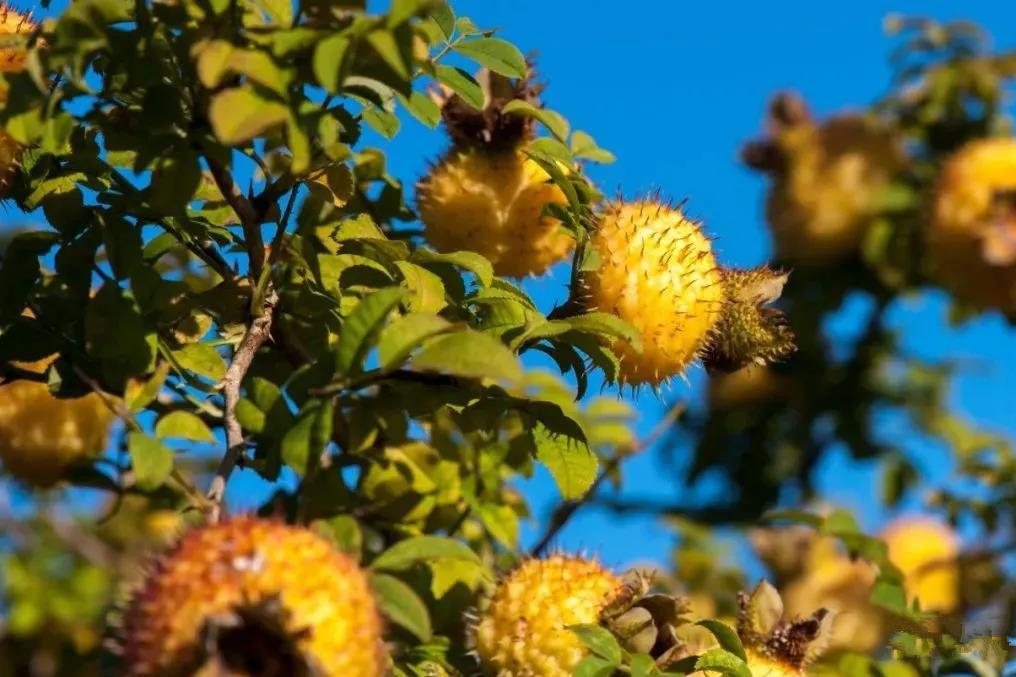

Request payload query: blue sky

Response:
[7,1,1016,574]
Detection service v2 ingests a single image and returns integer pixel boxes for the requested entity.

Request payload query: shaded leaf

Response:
[370,573,433,641]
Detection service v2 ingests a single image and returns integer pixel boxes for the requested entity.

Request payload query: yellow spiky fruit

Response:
[473,555,622,677]
[120,517,385,676]
[744,649,801,677]
[0,357,116,487]
[417,148,572,277]
[759,112,903,264]
[928,137,1016,312]
[0,2,33,75]
[881,517,960,614]
[583,201,723,385]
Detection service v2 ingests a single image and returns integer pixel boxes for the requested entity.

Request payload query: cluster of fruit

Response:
[114,516,841,677]
[746,90,1016,314]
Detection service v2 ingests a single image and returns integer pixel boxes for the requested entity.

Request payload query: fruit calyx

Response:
[437,65,542,152]
[737,580,834,675]
[703,266,796,372]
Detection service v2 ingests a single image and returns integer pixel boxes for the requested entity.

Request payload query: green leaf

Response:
[313,515,362,556]
[697,620,747,661]
[155,411,216,443]
[532,422,597,500]
[395,261,447,313]
[366,29,410,80]
[377,313,452,371]
[412,248,493,287]
[150,150,202,214]
[567,313,643,353]
[281,401,328,477]
[172,343,227,382]
[434,65,484,109]
[410,330,521,382]
[370,573,433,641]
[399,90,441,127]
[870,578,908,614]
[0,231,59,324]
[528,136,573,165]
[313,34,351,92]
[125,362,170,414]
[570,624,623,664]
[128,432,174,491]
[362,107,401,139]
[571,130,616,164]
[695,648,752,677]
[371,535,481,571]
[572,655,618,677]
[429,2,455,40]
[630,654,658,677]
[452,37,527,78]
[501,99,570,142]
[85,285,155,390]
[335,288,406,377]
[209,87,288,145]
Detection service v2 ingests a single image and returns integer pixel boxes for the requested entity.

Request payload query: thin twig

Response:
[72,366,208,508]
[529,401,686,557]
[205,290,280,523]
[206,154,266,280]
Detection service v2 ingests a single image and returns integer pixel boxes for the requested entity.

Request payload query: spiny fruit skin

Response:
[0,2,33,74]
[881,517,960,614]
[748,95,903,264]
[0,357,115,487]
[928,137,1016,312]
[583,201,723,385]
[473,555,622,677]
[417,148,571,277]
[120,517,385,677]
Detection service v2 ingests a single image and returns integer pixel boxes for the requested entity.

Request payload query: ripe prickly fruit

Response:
[417,68,574,277]
[881,517,960,614]
[746,93,904,264]
[703,266,795,372]
[472,555,622,677]
[0,357,116,487]
[417,148,571,277]
[120,517,385,677]
[0,2,33,75]
[737,580,834,677]
[928,137,1016,313]
[582,201,723,385]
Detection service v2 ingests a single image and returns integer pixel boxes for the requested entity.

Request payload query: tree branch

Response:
[205,290,279,523]
[206,154,266,281]
[529,401,686,557]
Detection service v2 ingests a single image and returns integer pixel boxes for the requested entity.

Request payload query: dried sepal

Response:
[703,266,796,372]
